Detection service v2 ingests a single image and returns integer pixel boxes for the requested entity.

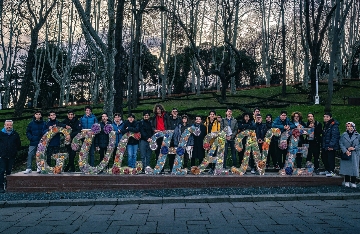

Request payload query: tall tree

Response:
[14,0,56,117]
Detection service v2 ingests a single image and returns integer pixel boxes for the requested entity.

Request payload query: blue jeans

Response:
[27,146,37,169]
[224,140,236,168]
[139,140,151,168]
[127,144,139,168]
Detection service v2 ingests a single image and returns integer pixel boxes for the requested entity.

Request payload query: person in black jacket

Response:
[95,113,112,162]
[139,110,153,172]
[291,111,306,168]
[168,108,181,172]
[45,111,66,166]
[122,114,140,168]
[62,110,81,172]
[265,114,276,168]
[237,112,255,169]
[0,120,21,193]
[24,111,46,174]
[305,112,322,174]
[191,115,207,167]
[322,112,340,177]
[252,114,267,173]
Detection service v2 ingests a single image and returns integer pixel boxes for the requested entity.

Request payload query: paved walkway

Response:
[1,198,360,234]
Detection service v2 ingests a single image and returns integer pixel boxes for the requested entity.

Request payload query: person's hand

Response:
[96,147,100,151]
[348,147,355,151]
[147,138,151,142]
[284,125,290,130]
[66,125,71,129]
[328,147,333,151]
[346,150,351,156]
[65,135,71,141]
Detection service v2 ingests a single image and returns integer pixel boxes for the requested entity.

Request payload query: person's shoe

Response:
[319,170,329,175]
[251,168,256,174]
[275,165,280,170]
[345,182,350,187]
[23,169,32,174]
[208,168,214,175]
[36,168,41,173]
[326,171,335,177]
[351,183,357,188]
[314,169,320,175]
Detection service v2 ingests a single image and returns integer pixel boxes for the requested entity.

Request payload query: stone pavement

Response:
[1,198,360,234]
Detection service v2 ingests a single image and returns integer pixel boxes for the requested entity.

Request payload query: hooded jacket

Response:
[26,117,47,146]
[322,118,340,150]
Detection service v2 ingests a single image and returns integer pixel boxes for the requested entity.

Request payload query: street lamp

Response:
[315,64,320,104]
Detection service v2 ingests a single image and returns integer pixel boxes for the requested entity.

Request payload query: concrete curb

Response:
[1,192,360,207]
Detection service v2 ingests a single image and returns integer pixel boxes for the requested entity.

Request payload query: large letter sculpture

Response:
[36,127,71,174]
[231,128,281,175]
[71,123,116,174]
[279,128,314,176]
[147,130,174,174]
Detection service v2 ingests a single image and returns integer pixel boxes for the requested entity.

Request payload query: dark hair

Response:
[153,104,165,114]
[266,113,272,119]
[253,107,260,112]
[209,110,216,115]
[128,113,135,119]
[307,112,314,117]
[182,114,188,119]
[114,113,121,117]
[84,105,92,111]
[324,112,332,118]
[48,110,56,116]
[280,110,287,115]
[291,111,302,121]
[226,107,232,112]
[195,115,202,119]
[34,110,42,115]
[101,112,108,117]
[67,110,75,114]
[143,110,151,116]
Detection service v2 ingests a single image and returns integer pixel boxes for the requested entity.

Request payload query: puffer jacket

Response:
[80,114,98,129]
[0,129,21,159]
[139,119,153,141]
[272,116,296,132]
[62,117,81,139]
[26,117,47,146]
[322,118,340,150]
[204,118,221,134]
[112,121,124,146]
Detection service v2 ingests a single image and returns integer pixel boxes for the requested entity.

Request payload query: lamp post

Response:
[315,64,320,104]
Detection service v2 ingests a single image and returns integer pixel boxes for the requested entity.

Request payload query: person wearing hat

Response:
[168,108,181,172]
[173,115,194,169]
[62,110,81,172]
[122,113,140,168]
[339,122,359,187]
[24,110,47,174]
[322,112,340,177]
[305,112,322,174]
[139,110,153,172]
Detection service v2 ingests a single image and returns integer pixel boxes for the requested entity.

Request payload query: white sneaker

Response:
[351,183,357,188]
[326,171,335,177]
[23,169,32,174]
[319,170,329,175]
[37,168,41,173]
[251,168,256,174]
[345,182,350,187]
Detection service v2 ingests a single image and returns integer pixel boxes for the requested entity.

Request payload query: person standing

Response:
[62,110,81,172]
[151,104,170,173]
[252,114,267,174]
[0,120,21,193]
[237,112,255,170]
[112,113,124,149]
[272,110,295,169]
[265,114,276,168]
[139,110,153,172]
[45,111,65,166]
[122,114,140,168]
[80,106,98,166]
[204,110,221,174]
[220,108,238,169]
[95,113,112,162]
[168,108,181,172]
[291,111,306,168]
[339,122,359,188]
[322,112,340,177]
[305,112,322,174]
[173,115,194,169]
[24,111,46,174]
[191,115,206,166]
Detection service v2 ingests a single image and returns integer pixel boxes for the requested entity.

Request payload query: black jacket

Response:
[62,117,81,139]
[139,119,153,141]
[151,112,170,131]
[306,120,322,144]
[122,120,140,145]
[46,119,66,147]
[322,119,340,150]
[168,115,181,130]
[95,121,112,148]
[253,122,267,141]
[26,117,46,146]
[0,130,21,159]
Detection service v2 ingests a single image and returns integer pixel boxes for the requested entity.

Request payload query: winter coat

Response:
[168,115,181,130]
[204,117,221,134]
[80,114,98,129]
[26,117,47,146]
[139,119,153,141]
[173,123,194,147]
[305,120,322,145]
[112,121,124,146]
[151,112,170,131]
[238,120,256,132]
[95,121,112,148]
[0,129,21,159]
[339,131,360,177]
[62,117,81,140]
[192,123,206,160]
[272,117,296,132]
[46,119,66,147]
[253,122,267,141]
[220,117,238,141]
[322,119,340,150]
[122,120,139,145]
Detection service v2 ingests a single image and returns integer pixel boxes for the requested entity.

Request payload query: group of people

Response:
[0,104,359,193]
